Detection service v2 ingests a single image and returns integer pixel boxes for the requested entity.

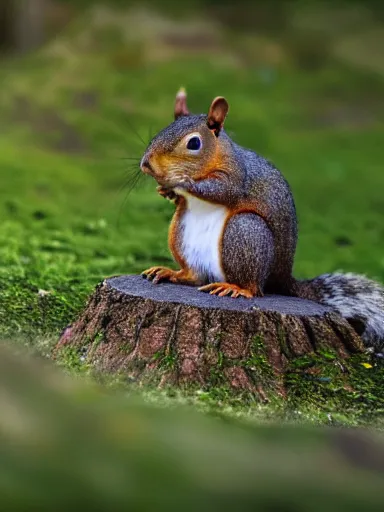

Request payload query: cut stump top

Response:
[107,275,331,317]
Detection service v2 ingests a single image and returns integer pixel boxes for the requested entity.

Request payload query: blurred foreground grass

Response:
[0,342,384,511]
[0,0,384,426]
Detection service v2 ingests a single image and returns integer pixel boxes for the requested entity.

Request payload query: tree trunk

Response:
[0,0,47,53]
[0,0,14,51]
[55,275,364,400]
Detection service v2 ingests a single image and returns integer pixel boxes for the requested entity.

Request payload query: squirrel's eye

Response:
[186,136,201,151]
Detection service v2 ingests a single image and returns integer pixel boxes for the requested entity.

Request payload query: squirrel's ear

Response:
[174,87,190,120]
[207,97,229,135]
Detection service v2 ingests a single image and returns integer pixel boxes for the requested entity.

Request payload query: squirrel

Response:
[140,88,384,350]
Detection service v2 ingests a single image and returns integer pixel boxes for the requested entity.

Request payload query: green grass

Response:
[0,1,384,425]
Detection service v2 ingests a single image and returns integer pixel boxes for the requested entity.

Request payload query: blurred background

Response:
[0,2,384,508]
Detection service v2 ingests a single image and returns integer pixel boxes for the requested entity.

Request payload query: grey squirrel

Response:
[140,88,384,349]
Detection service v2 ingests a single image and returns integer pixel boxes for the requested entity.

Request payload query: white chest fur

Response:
[176,190,228,282]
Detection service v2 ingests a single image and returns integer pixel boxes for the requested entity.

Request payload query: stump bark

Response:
[55,275,364,399]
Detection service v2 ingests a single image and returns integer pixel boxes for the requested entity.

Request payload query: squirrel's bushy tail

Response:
[295,273,384,349]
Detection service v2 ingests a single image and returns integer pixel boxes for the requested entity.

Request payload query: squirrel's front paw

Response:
[142,266,178,284]
[142,267,198,285]
[156,186,177,202]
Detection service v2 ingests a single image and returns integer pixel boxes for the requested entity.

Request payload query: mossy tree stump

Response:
[55,275,364,400]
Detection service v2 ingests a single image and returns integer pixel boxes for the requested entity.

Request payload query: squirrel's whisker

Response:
[116,169,144,230]
[123,116,147,147]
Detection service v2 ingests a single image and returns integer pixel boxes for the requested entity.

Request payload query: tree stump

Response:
[55,275,364,400]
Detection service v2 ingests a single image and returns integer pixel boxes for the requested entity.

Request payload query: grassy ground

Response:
[1,343,384,511]
[0,1,384,426]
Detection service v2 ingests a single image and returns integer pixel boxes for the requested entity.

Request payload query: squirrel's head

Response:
[140,88,229,187]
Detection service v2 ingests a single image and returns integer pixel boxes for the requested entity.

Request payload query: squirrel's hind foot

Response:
[198,282,260,299]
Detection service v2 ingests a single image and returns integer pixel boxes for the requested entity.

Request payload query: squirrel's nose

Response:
[140,156,153,174]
